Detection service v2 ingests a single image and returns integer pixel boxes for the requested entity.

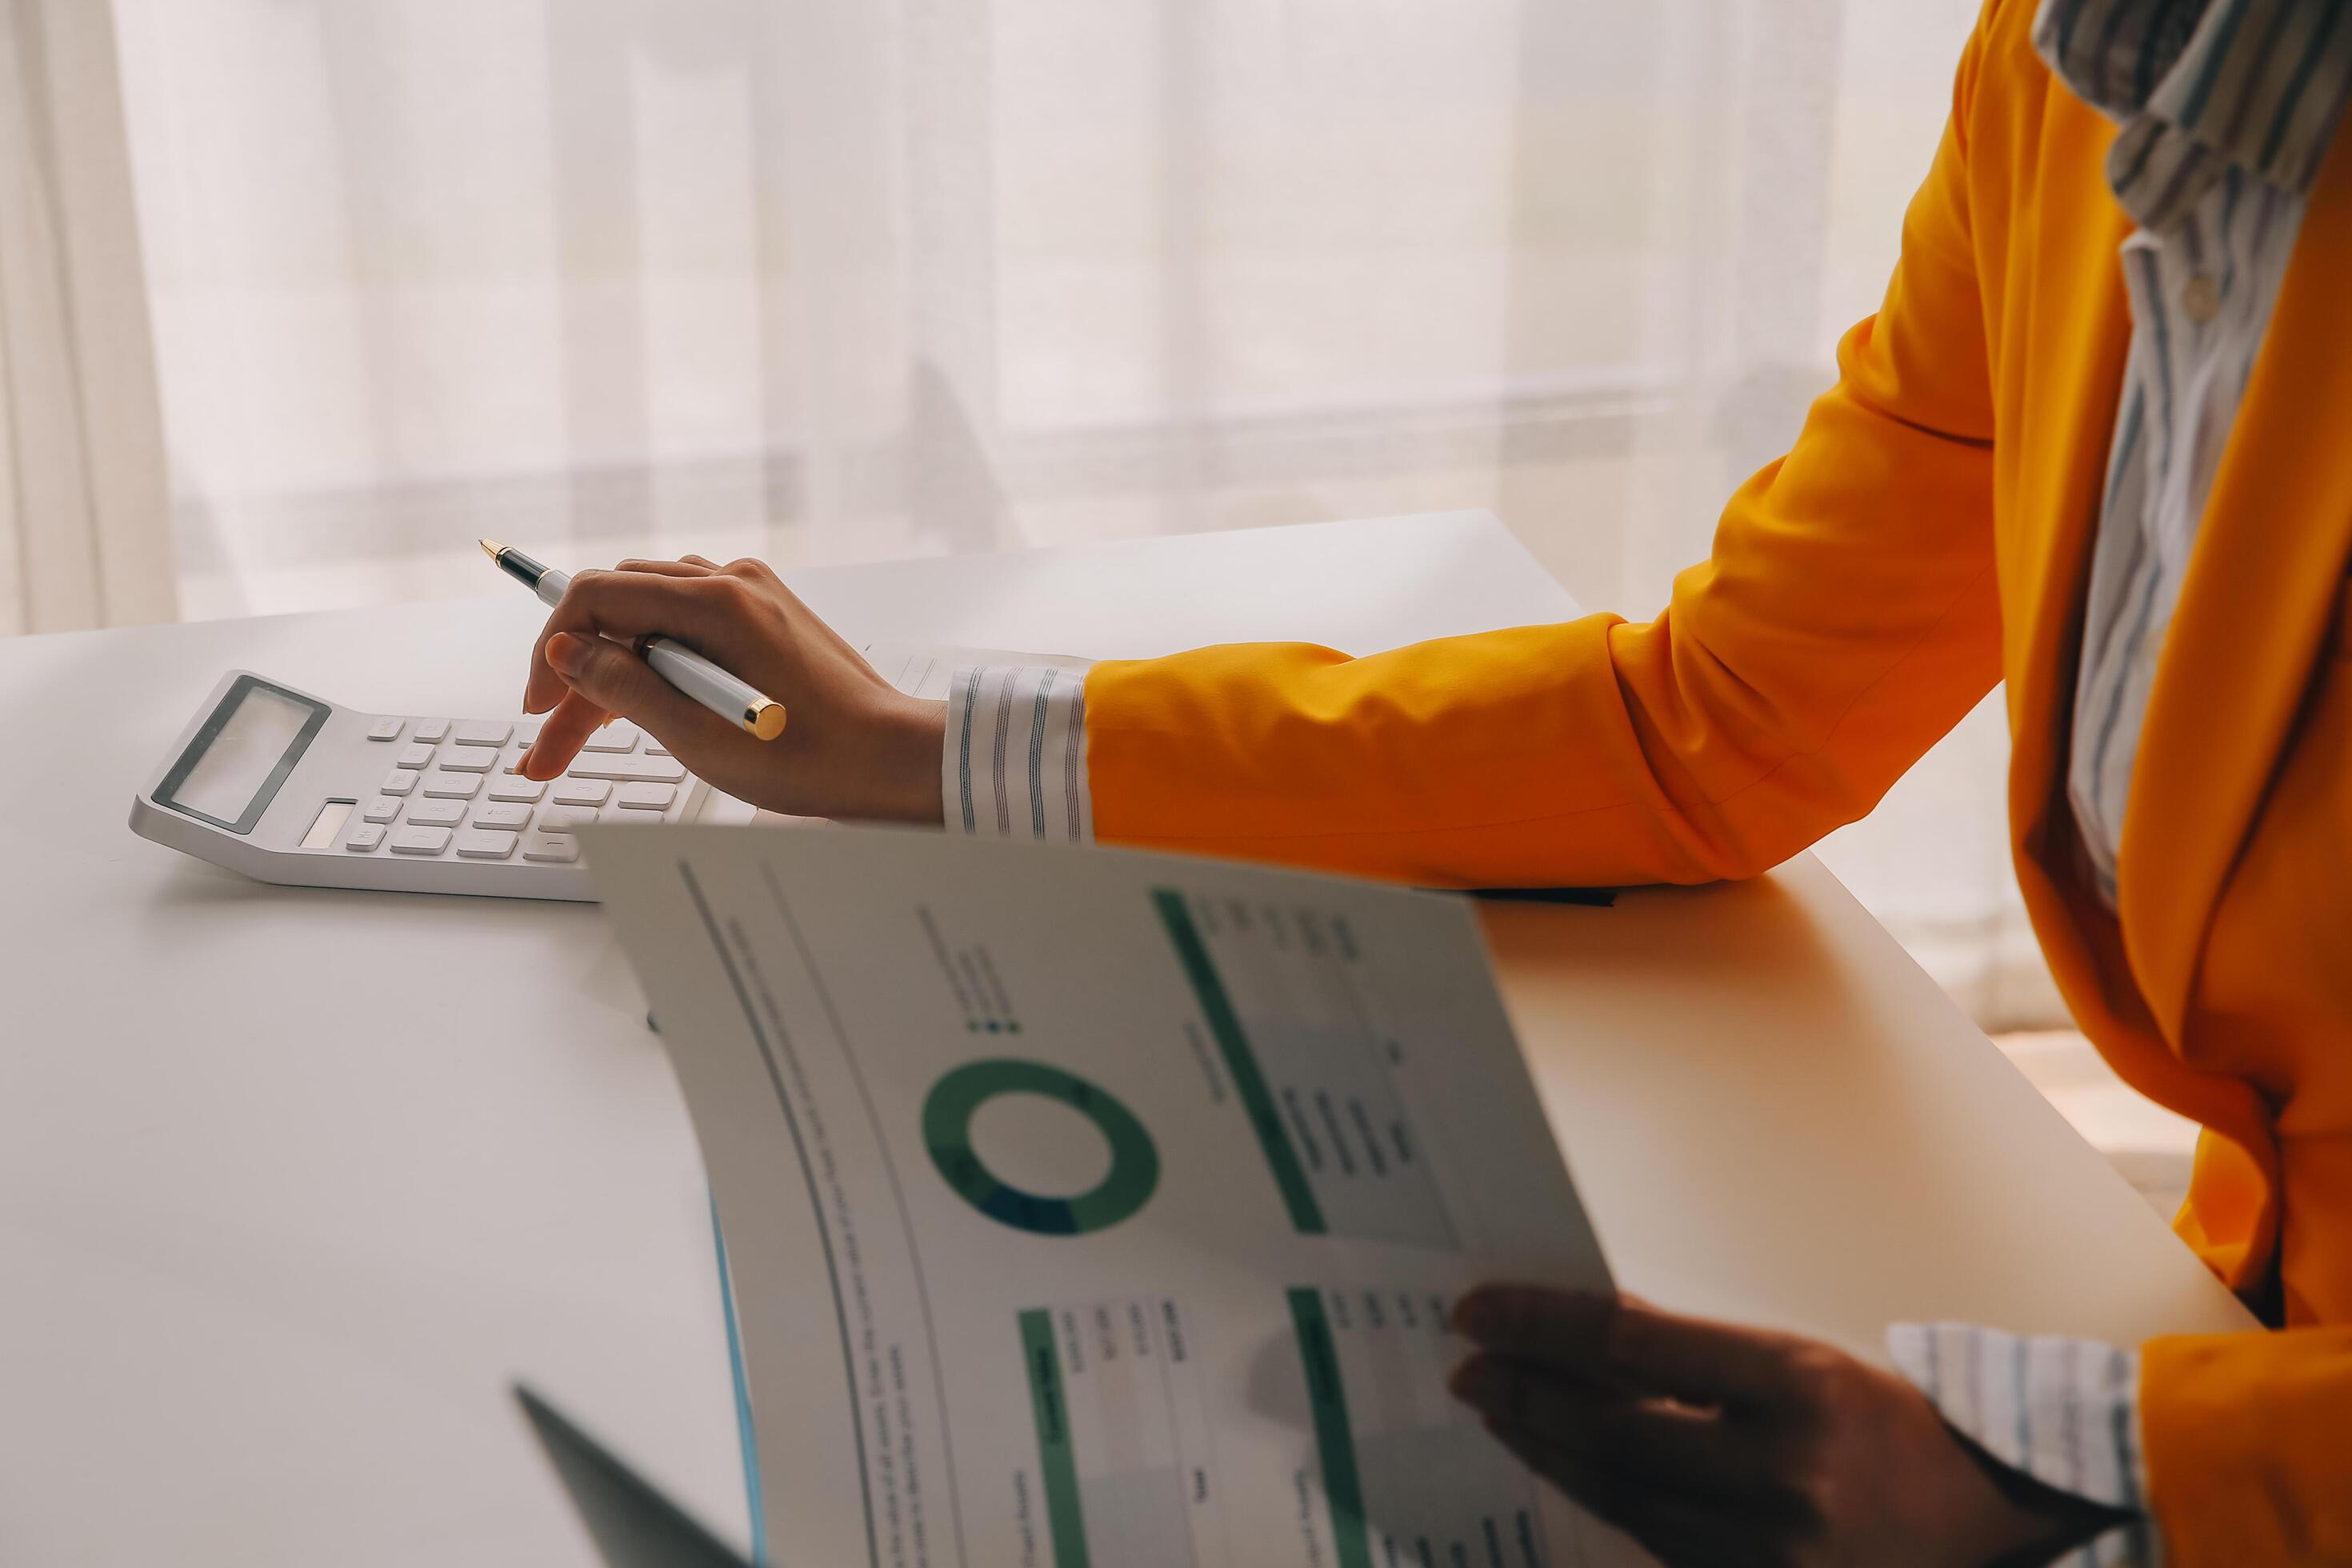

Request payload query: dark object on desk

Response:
[1466,886,1616,907]
[515,1383,754,1568]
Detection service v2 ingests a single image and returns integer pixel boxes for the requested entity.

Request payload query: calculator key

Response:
[536,805,601,834]
[389,826,453,855]
[379,769,418,798]
[362,795,404,824]
[440,745,500,773]
[521,832,582,863]
[406,798,466,828]
[486,774,546,802]
[343,822,387,851]
[454,828,518,860]
[454,720,513,747]
[513,720,542,745]
[472,802,532,831]
[422,770,483,799]
[552,778,612,807]
[366,718,405,742]
[565,753,686,783]
[410,718,452,743]
[580,722,642,753]
[643,736,670,756]
[616,782,677,811]
[395,743,437,770]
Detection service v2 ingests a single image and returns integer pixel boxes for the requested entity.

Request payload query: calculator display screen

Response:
[156,677,330,834]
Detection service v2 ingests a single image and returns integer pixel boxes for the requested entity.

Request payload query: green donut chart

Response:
[923,1059,1160,1235]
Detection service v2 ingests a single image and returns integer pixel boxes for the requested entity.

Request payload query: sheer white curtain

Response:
[101,0,2052,1023]
[0,0,173,634]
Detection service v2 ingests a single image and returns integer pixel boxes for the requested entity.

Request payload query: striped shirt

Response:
[2056,0,2352,905]
[946,2,2350,1556]
[941,664,1091,844]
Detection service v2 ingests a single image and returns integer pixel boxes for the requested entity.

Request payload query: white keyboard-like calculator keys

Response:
[454,828,518,860]
[389,825,452,855]
[521,832,582,863]
[566,753,686,783]
[147,684,721,898]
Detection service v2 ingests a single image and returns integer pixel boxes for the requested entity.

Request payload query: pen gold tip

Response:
[478,538,505,562]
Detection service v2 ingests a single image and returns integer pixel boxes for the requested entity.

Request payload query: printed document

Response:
[584,822,1638,1567]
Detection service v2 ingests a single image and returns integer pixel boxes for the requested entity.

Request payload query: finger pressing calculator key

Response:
[129,670,754,901]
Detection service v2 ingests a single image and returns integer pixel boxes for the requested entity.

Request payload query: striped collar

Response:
[2034,0,2352,227]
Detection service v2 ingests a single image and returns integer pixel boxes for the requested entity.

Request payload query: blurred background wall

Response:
[14,0,2061,1024]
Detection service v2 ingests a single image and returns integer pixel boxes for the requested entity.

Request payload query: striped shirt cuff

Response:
[1887,1322,2158,1566]
[942,665,1093,842]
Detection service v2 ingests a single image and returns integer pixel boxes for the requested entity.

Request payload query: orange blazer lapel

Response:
[1996,93,2281,1204]
[2117,126,2352,1044]
[1999,94,2138,1019]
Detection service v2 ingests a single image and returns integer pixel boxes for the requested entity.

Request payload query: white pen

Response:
[480,539,788,741]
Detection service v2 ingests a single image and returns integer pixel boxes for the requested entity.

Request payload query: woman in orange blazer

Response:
[516,0,2350,1557]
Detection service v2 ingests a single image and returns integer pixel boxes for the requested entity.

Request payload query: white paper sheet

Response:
[583,820,1639,1568]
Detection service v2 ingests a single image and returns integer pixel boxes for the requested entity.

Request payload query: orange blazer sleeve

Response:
[2142,1327,2352,1562]
[1083,25,2005,889]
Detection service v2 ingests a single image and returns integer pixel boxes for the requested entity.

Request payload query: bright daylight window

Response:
[10,0,2050,1030]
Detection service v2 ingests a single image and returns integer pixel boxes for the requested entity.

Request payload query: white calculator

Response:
[127,670,754,901]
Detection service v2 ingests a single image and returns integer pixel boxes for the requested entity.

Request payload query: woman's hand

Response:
[515,554,946,822]
[1448,1287,2121,1566]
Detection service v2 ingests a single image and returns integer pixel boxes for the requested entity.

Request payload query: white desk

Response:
[0,512,2250,1566]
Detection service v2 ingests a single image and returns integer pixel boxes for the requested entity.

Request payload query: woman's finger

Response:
[523,568,759,716]
[614,557,718,578]
[1454,1288,1799,1408]
[1450,1356,1772,1502]
[521,632,739,779]
[521,686,610,780]
[1482,1418,1766,1566]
